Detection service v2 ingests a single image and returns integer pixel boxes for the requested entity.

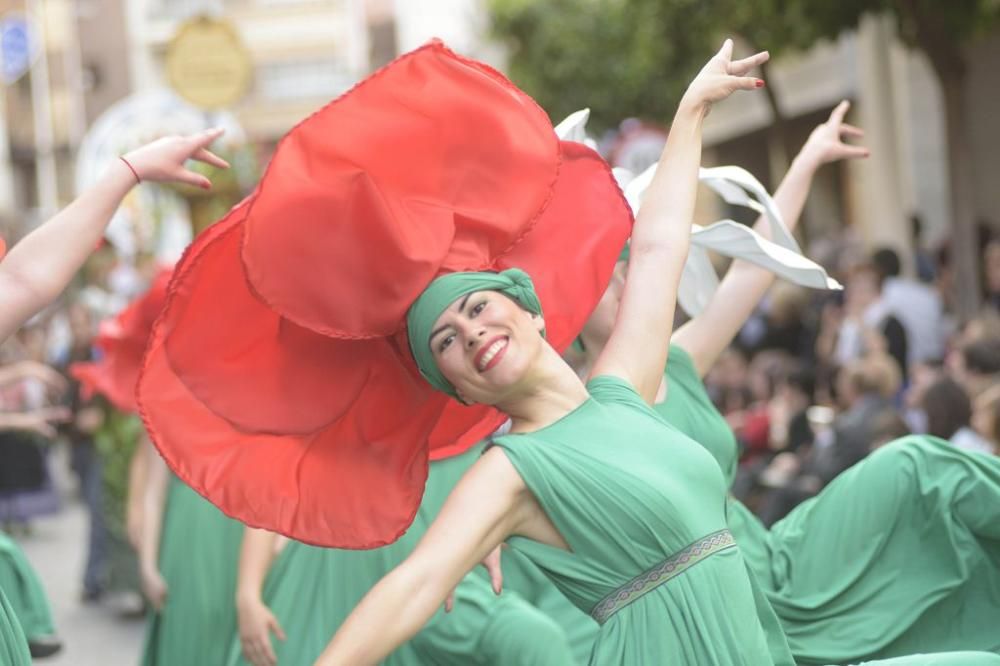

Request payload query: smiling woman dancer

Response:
[315,40,794,666]
[0,130,227,665]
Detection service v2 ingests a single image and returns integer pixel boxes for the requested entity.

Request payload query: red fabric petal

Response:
[70,267,172,413]
[242,41,559,339]
[138,44,634,548]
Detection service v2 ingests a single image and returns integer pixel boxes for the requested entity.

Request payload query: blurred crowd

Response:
[0,246,159,611]
[713,223,1000,525]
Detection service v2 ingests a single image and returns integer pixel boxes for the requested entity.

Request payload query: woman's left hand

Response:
[444,544,505,612]
[682,39,769,114]
[798,101,869,168]
[121,128,230,190]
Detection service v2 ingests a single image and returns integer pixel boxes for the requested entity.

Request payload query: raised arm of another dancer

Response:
[236,527,286,666]
[0,128,228,343]
[591,40,768,402]
[0,360,67,393]
[314,450,526,666]
[138,438,171,611]
[0,405,70,438]
[671,101,868,377]
[125,435,152,550]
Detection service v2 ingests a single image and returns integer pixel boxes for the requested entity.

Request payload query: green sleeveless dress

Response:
[0,586,31,666]
[656,345,1000,663]
[0,531,55,643]
[141,475,244,665]
[493,374,795,665]
[225,441,588,666]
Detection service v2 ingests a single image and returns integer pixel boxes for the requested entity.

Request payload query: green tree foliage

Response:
[489,0,722,130]
[488,0,999,126]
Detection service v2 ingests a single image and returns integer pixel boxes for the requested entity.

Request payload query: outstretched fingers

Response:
[838,143,871,159]
[192,147,230,169]
[716,38,734,62]
[727,50,769,76]
[190,127,225,148]
[840,123,865,138]
[175,167,212,190]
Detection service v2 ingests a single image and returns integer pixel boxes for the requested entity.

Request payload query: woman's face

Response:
[429,290,546,404]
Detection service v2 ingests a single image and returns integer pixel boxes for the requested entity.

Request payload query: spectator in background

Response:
[833,263,909,383]
[982,238,1000,311]
[902,359,944,433]
[705,346,750,412]
[873,247,946,365]
[741,282,811,358]
[757,353,901,525]
[922,377,994,454]
[972,383,1000,454]
[910,215,937,283]
[768,364,816,456]
[731,363,816,500]
[952,337,1000,400]
[59,303,108,602]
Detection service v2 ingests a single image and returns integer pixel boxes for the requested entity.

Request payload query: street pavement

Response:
[13,472,145,664]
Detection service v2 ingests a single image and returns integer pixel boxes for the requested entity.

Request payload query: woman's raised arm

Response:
[591,40,768,402]
[672,101,868,376]
[0,128,228,342]
[314,449,526,666]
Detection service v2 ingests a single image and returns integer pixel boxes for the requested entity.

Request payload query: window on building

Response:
[256,58,353,101]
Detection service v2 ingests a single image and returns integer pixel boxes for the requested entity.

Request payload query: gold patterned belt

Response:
[590,529,737,624]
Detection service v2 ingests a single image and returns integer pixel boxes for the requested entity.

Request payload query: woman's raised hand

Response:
[682,39,769,113]
[798,100,870,168]
[121,128,230,190]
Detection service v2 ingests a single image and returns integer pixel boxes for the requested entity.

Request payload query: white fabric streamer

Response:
[555,110,841,316]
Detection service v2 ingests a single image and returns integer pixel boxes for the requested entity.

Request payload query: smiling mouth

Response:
[476,336,509,372]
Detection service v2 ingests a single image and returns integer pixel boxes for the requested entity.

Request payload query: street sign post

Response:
[0,13,36,85]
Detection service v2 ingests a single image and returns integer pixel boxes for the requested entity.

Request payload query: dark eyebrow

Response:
[429,294,473,345]
[428,293,472,348]
[429,323,450,344]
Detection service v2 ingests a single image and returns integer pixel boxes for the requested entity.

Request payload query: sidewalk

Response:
[15,496,144,665]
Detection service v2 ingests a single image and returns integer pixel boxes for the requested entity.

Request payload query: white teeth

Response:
[478,339,506,370]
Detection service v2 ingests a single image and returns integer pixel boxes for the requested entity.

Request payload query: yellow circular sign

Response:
[165,17,252,110]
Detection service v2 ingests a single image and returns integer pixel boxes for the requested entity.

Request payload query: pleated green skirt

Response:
[731,437,1000,664]
[0,531,55,641]
[0,586,31,666]
[141,476,244,665]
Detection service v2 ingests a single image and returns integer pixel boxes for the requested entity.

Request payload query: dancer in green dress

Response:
[0,531,60,657]
[569,106,1000,661]
[230,439,590,666]
[138,438,245,666]
[315,40,801,665]
[0,586,31,666]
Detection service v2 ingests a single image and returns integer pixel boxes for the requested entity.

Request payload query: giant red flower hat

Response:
[137,41,632,548]
[71,267,173,412]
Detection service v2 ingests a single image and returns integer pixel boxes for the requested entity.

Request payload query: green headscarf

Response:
[406,268,543,398]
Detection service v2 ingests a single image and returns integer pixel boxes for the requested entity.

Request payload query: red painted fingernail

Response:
[756,79,765,88]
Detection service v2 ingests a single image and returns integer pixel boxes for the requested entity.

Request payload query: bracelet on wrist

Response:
[119,156,141,185]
